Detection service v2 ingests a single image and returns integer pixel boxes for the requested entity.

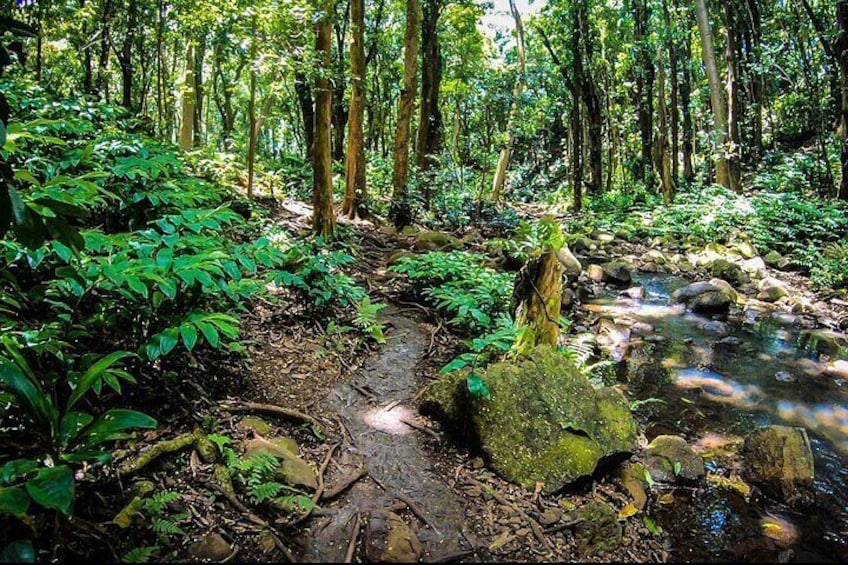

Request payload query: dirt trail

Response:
[302,310,471,562]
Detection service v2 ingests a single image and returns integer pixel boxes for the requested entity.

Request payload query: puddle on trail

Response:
[588,273,848,562]
[301,311,468,562]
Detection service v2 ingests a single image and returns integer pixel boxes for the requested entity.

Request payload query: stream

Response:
[587,273,848,562]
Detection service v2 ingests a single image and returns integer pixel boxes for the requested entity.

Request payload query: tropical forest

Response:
[1,0,847,562]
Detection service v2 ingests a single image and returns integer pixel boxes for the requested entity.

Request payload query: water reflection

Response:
[675,368,765,409]
[776,401,848,454]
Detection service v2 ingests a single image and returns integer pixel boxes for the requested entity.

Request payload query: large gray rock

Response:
[556,245,583,277]
[422,346,636,493]
[670,280,736,315]
[757,277,789,302]
[601,261,632,287]
[742,426,815,508]
[365,511,422,563]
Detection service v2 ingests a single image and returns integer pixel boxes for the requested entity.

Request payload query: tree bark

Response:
[579,4,602,194]
[119,0,138,111]
[313,2,336,237]
[512,231,565,356]
[294,72,315,162]
[491,0,526,202]
[415,0,444,208]
[179,40,195,151]
[246,16,258,199]
[571,3,583,212]
[343,0,367,219]
[656,46,675,204]
[332,1,350,162]
[724,0,743,192]
[98,0,112,99]
[680,4,695,181]
[390,0,421,228]
[695,0,731,189]
[837,1,848,200]
[634,0,654,186]
[193,35,206,146]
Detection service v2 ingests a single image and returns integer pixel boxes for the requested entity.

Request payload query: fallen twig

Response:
[399,417,440,441]
[344,513,361,563]
[221,401,322,430]
[321,467,367,501]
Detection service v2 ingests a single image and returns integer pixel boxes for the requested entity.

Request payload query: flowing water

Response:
[587,273,848,562]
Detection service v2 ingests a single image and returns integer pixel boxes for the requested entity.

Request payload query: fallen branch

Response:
[399,417,440,441]
[221,401,322,431]
[117,433,195,477]
[344,512,361,563]
[321,467,367,501]
[285,442,339,527]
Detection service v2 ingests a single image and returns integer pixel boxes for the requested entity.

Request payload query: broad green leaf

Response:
[198,322,220,348]
[466,372,490,400]
[0,361,56,438]
[0,486,30,515]
[25,466,74,515]
[0,460,38,485]
[180,324,198,351]
[68,351,134,409]
[158,330,178,356]
[76,409,157,448]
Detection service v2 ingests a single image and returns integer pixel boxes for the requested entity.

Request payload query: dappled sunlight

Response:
[675,368,766,410]
[362,405,417,436]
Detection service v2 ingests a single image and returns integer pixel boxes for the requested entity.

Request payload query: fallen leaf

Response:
[618,503,639,519]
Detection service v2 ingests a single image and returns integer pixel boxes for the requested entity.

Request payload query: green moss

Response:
[423,346,637,493]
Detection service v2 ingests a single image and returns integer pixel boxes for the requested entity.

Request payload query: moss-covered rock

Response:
[742,425,814,508]
[422,346,636,493]
[413,231,462,251]
[709,258,748,286]
[670,280,736,314]
[644,435,705,484]
[243,437,316,489]
[764,250,782,267]
[601,261,632,286]
[574,502,622,556]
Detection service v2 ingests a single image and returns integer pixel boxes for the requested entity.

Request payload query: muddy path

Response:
[301,311,471,562]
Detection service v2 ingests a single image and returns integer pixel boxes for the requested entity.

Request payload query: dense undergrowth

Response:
[0,80,374,560]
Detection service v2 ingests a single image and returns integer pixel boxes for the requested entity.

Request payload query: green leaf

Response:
[25,466,74,515]
[68,351,134,409]
[0,540,36,563]
[0,486,30,515]
[180,324,198,351]
[75,409,157,448]
[642,516,662,536]
[59,411,94,445]
[159,330,179,356]
[0,361,56,438]
[7,187,25,224]
[0,460,38,485]
[466,372,490,400]
[198,322,220,348]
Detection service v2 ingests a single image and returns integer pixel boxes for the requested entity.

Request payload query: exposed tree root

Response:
[220,401,323,432]
[117,427,217,477]
[321,467,367,501]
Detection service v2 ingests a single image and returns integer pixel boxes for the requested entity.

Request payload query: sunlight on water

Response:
[675,368,765,409]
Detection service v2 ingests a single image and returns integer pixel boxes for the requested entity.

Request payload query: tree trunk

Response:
[332,2,350,162]
[656,46,675,204]
[745,0,764,159]
[724,1,742,192]
[343,0,367,219]
[512,239,565,356]
[680,4,695,182]
[192,36,206,146]
[579,6,603,194]
[156,0,165,137]
[695,0,731,189]
[665,0,679,183]
[295,72,315,163]
[98,0,112,99]
[634,0,654,187]
[313,2,336,237]
[246,16,258,199]
[390,0,421,229]
[179,41,195,151]
[572,3,583,212]
[837,1,848,200]
[120,0,137,111]
[415,0,444,208]
[491,0,526,202]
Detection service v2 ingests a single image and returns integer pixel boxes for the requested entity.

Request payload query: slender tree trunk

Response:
[634,0,654,186]
[680,6,695,182]
[120,0,137,111]
[665,0,679,183]
[572,3,583,213]
[837,1,848,200]
[80,0,93,94]
[193,36,206,145]
[332,1,350,162]
[390,0,421,228]
[579,6,602,194]
[656,46,675,204]
[98,0,112,99]
[179,41,195,151]
[247,16,258,199]
[313,2,336,237]
[415,0,444,208]
[695,0,731,189]
[343,0,367,219]
[724,1,742,192]
[294,72,315,162]
[491,0,526,202]
[156,0,165,137]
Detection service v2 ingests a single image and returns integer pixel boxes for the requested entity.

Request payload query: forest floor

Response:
[95,197,848,563]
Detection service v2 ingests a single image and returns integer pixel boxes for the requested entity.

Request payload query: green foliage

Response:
[390,251,513,333]
[353,297,386,344]
[810,243,848,290]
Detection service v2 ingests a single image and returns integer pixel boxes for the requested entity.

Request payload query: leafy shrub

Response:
[390,251,513,332]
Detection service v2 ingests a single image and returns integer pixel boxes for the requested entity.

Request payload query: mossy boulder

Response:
[574,502,622,556]
[644,435,705,484]
[364,511,422,563]
[243,437,316,489]
[709,258,748,286]
[764,250,782,267]
[757,277,790,302]
[670,280,736,315]
[422,346,636,493]
[742,426,814,508]
[413,231,462,251]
